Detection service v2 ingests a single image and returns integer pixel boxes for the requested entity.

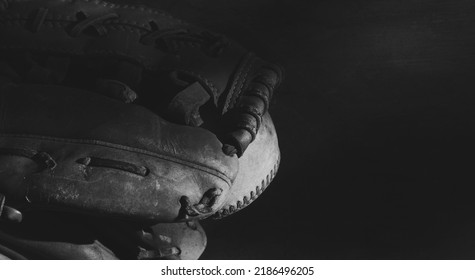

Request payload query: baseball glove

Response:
[0,0,282,259]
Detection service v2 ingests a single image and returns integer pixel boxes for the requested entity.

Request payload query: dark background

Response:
[159,0,475,259]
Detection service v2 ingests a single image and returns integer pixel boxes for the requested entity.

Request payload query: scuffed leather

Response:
[0,83,238,222]
[0,0,283,259]
[214,113,280,218]
[138,221,207,260]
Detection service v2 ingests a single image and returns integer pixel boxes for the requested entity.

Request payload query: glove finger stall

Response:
[0,0,283,158]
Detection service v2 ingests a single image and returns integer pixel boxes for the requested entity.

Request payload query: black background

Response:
[158,0,475,259]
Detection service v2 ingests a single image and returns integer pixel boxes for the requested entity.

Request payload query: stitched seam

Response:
[0,133,232,186]
[214,154,280,219]
[224,53,256,112]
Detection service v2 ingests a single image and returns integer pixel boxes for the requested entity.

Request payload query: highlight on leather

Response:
[0,0,283,260]
[0,84,238,223]
[214,113,281,219]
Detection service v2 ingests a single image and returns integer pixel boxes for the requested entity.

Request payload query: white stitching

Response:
[213,155,280,219]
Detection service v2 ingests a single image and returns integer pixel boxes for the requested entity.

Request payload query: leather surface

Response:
[0,0,251,107]
[0,83,238,222]
[0,213,206,259]
[0,253,11,259]
[214,113,280,218]
[0,0,282,259]
[0,0,282,155]
[0,212,118,259]
[140,221,207,260]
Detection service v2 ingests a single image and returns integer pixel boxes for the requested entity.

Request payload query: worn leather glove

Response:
[0,0,282,259]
